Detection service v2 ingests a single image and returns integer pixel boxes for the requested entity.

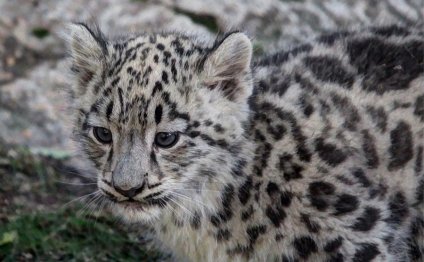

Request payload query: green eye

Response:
[155,132,179,148]
[93,127,112,144]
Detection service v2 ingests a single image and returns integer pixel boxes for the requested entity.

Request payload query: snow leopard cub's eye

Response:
[93,127,112,144]
[155,132,179,148]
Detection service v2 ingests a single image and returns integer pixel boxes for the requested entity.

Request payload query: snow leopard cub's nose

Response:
[111,161,147,198]
[113,182,145,198]
[111,143,148,198]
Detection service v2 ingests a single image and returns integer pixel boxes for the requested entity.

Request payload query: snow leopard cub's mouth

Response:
[99,185,171,212]
[117,199,146,211]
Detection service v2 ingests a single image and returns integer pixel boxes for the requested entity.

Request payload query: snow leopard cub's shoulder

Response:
[67,23,424,261]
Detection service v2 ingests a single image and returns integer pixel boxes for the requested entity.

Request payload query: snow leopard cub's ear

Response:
[201,32,253,102]
[67,23,108,89]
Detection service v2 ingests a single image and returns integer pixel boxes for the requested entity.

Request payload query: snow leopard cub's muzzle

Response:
[96,129,177,216]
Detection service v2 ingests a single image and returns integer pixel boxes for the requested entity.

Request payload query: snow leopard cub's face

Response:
[68,24,252,222]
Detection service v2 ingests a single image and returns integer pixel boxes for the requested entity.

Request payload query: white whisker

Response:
[170,191,209,209]
[78,192,102,216]
[55,180,97,186]
[168,197,194,217]
[61,190,100,208]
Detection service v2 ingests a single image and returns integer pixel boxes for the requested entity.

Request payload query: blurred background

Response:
[0,0,422,261]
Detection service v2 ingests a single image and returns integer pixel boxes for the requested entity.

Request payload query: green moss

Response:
[0,208,162,261]
[0,143,71,195]
[253,42,265,56]
[174,8,219,33]
[32,28,50,39]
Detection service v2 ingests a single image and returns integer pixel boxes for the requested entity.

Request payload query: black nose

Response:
[114,184,144,198]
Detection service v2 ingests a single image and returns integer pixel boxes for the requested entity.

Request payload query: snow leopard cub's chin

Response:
[67,23,253,222]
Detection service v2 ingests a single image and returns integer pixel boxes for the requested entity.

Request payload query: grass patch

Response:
[32,27,50,39]
[174,8,219,33]
[0,144,60,195]
[253,42,265,56]
[0,208,162,261]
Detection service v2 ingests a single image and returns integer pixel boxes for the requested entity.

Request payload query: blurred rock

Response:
[0,60,70,147]
[160,0,423,50]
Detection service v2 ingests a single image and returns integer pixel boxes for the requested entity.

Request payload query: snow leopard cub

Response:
[67,23,423,261]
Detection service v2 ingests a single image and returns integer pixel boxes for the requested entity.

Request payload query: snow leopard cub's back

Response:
[67,24,423,261]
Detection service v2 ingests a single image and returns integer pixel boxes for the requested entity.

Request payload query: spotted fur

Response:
[67,23,424,261]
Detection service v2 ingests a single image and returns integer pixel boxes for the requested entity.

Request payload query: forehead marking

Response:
[163,51,171,65]
[152,81,163,97]
[106,101,114,120]
[155,105,163,125]
[171,58,178,82]
[162,71,169,84]
[156,43,165,50]
[118,88,124,109]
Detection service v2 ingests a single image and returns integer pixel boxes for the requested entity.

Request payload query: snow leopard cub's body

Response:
[68,24,423,261]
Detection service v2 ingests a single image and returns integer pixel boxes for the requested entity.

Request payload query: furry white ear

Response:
[67,23,107,86]
[202,32,252,101]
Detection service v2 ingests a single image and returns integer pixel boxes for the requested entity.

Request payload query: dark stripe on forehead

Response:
[160,91,190,122]
[111,77,120,87]
[162,71,169,84]
[106,101,114,120]
[90,99,102,113]
[152,81,163,97]
[155,105,163,125]
[118,88,124,109]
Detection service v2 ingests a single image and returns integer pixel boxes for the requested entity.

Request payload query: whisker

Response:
[61,169,96,181]
[168,197,194,217]
[171,191,209,209]
[164,182,222,193]
[78,192,102,216]
[61,190,100,208]
[55,180,97,186]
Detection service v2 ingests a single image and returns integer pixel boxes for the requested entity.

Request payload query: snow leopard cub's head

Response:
[67,23,253,222]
